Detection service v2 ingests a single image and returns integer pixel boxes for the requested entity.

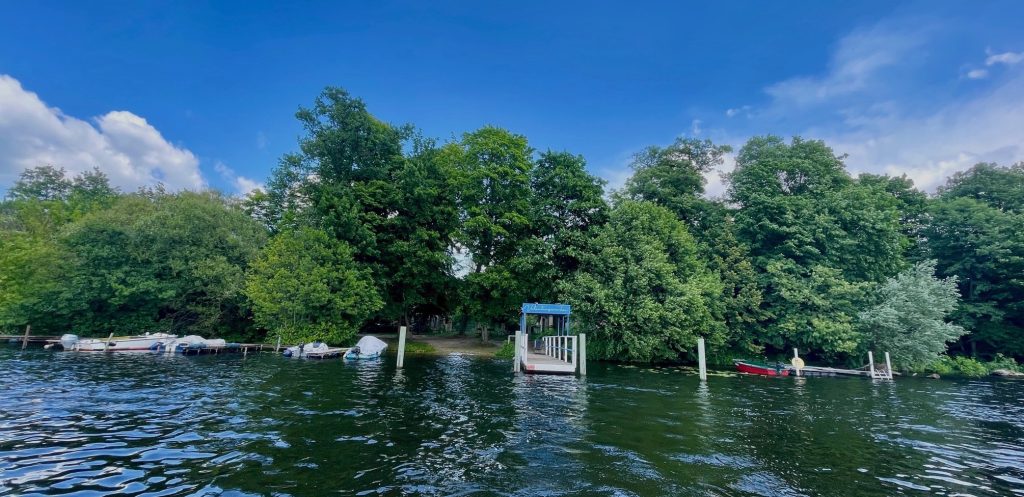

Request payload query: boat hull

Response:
[69,334,176,352]
[735,361,790,376]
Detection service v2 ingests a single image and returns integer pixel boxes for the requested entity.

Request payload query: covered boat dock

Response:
[513,303,586,375]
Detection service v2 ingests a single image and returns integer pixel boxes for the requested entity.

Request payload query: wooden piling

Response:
[21,325,31,350]
[397,326,407,369]
[579,333,587,376]
[793,348,801,377]
[275,336,282,353]
[884,352,893,379]
[513,330,522,373]
[104,332,114,352]
[868,351,876,378]
[697,337,707,382]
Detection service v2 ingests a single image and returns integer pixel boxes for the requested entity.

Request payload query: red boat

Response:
[734,360,791,376]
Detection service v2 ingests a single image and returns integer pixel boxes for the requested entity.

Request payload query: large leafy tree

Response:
[727,136,904,358]
[525,150,608,303]
[57,192,267,338]
[244,228,382,345]
[452,126,535,329]
[561,200,721,362]
[926,163,1024,358]
[263,87,458,325]
[858,260,965,369]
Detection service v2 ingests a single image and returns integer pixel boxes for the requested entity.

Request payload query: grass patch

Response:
[402,341,437,355]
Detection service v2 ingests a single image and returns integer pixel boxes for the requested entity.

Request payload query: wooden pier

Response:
[514,333,583,374]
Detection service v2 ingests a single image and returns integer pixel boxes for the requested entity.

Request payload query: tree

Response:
[561,201,721,362]
[245,228,382,344]
[7,165,72,201]
[727,136,903,358]
[860,259,962,368]
[262,87,460,326]
[453,127,535,329]
[926,195,1024,358]
[56,192,267,338]
[526,150,608,302]
[859,261,965,369]
[622,137,731,225]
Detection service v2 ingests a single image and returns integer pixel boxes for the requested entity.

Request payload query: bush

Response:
[495,341,515,359]
[920,355,992,377]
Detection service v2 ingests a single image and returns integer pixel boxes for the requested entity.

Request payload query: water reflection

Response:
[0,348,1022,497]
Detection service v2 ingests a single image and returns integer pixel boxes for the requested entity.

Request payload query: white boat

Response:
[343,336,387,360]
[154,335,230,354]
[60,333,177,352]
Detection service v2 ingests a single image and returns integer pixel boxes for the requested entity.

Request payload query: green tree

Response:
[453,127,535,329]
[926,188,1024,358]
[57,191,267,338]
[727,136,903,358]
[858,260,965,369]
[622,137,731,225]
[245,228,382,344]
[561,201,721,362]
[6,165,72,201]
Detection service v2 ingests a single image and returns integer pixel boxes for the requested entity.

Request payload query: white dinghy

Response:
[344,336,388,360]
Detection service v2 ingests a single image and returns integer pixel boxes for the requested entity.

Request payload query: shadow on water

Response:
[1,347,1023,496]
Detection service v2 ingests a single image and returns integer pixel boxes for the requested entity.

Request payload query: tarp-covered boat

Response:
[282,341,344,359]
[734,359,791,376]
[344,336,387,360]
[153,335,232,354]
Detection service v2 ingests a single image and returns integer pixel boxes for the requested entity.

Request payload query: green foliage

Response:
[402,341,437,355]
[562,201,722,362]
[858,261,966,369]
[922,356,989,377]
[245,228,382,345]
[623,138,731,224]
[495,341,515,359]
[926,164,1024,358]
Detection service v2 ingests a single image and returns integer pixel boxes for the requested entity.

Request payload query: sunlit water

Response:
[2,347,1023,497]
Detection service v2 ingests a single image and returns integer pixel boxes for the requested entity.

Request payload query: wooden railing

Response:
[541,335,577,369]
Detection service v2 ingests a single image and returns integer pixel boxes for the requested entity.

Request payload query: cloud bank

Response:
[0,74,205,191]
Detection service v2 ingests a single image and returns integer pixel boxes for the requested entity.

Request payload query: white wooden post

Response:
[104,332,114,352]
[21,325,30,350]
[884,352,893,380]
[397,326,407,369]
[579,333,587,376]
[513,330,521,372]
[793,348,800,377]
[868,351,876,378]
[697,337,707,382]
[275,335,282,353]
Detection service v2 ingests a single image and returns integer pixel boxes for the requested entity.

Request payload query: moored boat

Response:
[343,336,388,360]
[60,333,177,352]
[734,359,791,376]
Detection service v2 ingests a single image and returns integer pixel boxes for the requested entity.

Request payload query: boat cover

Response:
[352,336,388,356]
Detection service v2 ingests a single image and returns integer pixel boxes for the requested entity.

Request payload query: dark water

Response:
[2,348,1023,497]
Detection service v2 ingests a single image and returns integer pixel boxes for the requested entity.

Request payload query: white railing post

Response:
[884,352,893,380]
[579,334,587,375]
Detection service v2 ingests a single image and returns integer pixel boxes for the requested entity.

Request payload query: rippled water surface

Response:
[2,347,1024,496]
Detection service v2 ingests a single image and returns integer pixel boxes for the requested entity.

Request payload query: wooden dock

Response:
[514,334,583,374]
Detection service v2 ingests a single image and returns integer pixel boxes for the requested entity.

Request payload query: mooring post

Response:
[243,347,248,359]
[513,330,522,373]
[21,325,31,350]
[697,337,707,382]
[579,333,587,376]
[104,332,114,352]
[793,348,801,377]
[397,325,407,369]
[275,336,282,353]
[868,351,876,378]
[884,352,893,380]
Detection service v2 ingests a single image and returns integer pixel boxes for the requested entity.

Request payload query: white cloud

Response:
[966,69,989,79]
[256,131,268,150]
[763,23,927,108]
[214,161,263,195]
[725,106,751,118]
[702,152,736,199]
[986,51,1024,66]
[0,74,204,191]
[690,119,702,136]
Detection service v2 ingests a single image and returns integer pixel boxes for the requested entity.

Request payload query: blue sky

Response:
[2,1,1023,196]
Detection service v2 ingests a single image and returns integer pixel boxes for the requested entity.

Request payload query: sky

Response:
[1,1,1023,197]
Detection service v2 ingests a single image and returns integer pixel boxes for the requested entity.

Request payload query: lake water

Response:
[2,347,1023,497]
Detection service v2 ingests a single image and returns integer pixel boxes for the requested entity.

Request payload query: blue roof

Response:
[521,303,571,315]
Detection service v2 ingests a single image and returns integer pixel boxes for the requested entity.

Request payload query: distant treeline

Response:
[2,87,1022,369]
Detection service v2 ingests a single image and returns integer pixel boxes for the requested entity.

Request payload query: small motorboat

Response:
[60,333,177,352]
[152,335,232,354]
[734,359,791,376]
[343,336,387,360]
[283,341,344,359]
